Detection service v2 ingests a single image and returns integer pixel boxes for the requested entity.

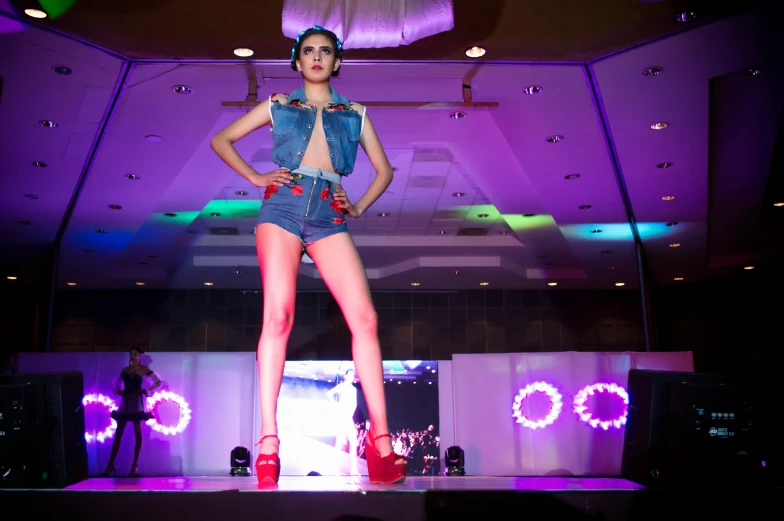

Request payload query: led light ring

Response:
[573,382,629,430]
[512,381,563,430]
[145,390,192,435]
[82,393,119,443]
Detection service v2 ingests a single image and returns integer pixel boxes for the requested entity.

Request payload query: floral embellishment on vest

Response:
[326,102,354,112]
[287,98,313,110]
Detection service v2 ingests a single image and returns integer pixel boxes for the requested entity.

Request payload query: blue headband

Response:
[291,25,343,62]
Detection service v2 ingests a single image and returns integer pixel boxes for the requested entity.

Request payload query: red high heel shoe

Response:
[255,435,280,484]
[365,431,407,484]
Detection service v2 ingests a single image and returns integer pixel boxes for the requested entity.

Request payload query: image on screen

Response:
[276,360,440,477]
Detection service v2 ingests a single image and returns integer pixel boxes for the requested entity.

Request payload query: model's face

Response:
[296,34,339,81]
[129,349,141,363]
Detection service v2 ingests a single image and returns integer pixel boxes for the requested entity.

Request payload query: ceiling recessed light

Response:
[210,212,221,217]
[452,270,460,275]
[662,195,676,201]
[125,173,140,180]
[235,190,249,196]
[743,266,754,270]
[546,135,564,143]
[564,174,580,180]
[96,229,107,233]
[437,230,447,235]
[52,65,72,75]
[465,46,486,58]
[522,213,535,217]
[135,282,145,286]
[642,66,663,77]
[600,250,612,254]
[452,192,465,197]
[656,162,673,169]
[204,282,214,286]
[608,266,617,271]
[145,135,163,143]
[650,122,669,130]
[578,204,592,210]
[536,255,545,260]
[675,12,696,23]
[666,221,679,227]
[745,68,761,77]
[66,282,77,286]
[547,282,558,286]
[674,277,684,281]
[7,276,17,280]
[39,120,58,128]
[523,85,542,95]
[669,243,680,248]
[19,220,31,225]
[615,282,625,287]
[479,282,489,286]
[378,212,389,217]
[591,229,602,233]
[773,202,784,207]
[24,9,47,19]
[108,204,122,210]
[234,47,254,57]
[24,194,39,199]
[164,212,177,217]
[32,161,47,168]
[478,213,489,218]
[173,85,192,95]
[499,230,509,235]
[450,111,466,119]
[410,282,421,286]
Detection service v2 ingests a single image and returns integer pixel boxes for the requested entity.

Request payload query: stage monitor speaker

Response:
[0,371,88,489]
[621,369,755,487]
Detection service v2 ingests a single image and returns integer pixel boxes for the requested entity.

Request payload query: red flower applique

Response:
[320,188,330,200]
[291,185,303,196]
[332,217,345,225]
[329,199,347,215]
[327,103,354,112]
[263,185,279,200]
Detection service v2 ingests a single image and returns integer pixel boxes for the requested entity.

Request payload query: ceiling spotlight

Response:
[145,135,163,143]
[210,212,221,217]
[523,85,542,95]
[608,266,617,271]
[450,111,466,120]
[204,282,214,286]
[536,256,545,260]
[650,122,669,130]
[743,266,754,270]
[164,212,177,217]
[437,230,447,235]
[66,282,77,286]
[39,120,58,128]
[378,212,389,217]
[591,229,602,233]
[674,277,684,281]
[32,161,47,168]
[745,68,762,77]
[452,192,465,197]
[108,204,122,210]
[615,282,625,287]
[669,243,680,248]
[578,204,592,210]
[125,173,140,180]
[564,174,580,180]
[479,282,489,286]
[6,276,18,280]
[173,85,192,95]
[642,66,663,77]
[410,282,421,286]
[234,47,254,57]
[235,191,249,196]
[656,162,673,169]
[464,46,486,58]
[522,213,535,217]
[135,282,145,286]
[478,213,489,218]
[546,135,564,143]
[675,12,696,23]
[52,65,72,75]
[96,229,107,233]
[452,270,461,275]
[499,230,509,235]
[547,282,558,286]
[773,202,784,207]
[19,220,31,225]
[662,195,676,201]
[24,194,39,199]
[666,221,679,227]
[24,9,47,19]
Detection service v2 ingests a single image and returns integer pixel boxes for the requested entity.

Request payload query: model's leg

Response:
[105,420,127,472]
[305,233,400,462]
[130,421,143,473]
[255,223,303,456]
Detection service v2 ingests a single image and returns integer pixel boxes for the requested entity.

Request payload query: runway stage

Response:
[2,476,780,521]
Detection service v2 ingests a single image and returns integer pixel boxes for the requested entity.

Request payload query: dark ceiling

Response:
[6,0,760,62]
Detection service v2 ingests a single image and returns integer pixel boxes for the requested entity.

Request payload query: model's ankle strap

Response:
[372,432,391,441]
[257,435,279,445]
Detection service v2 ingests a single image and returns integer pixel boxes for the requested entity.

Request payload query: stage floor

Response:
[2,475,780,521]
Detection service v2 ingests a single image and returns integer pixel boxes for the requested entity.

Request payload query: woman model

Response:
[101,347,161,477]
[327,368,359,475]
[211,25,407,484]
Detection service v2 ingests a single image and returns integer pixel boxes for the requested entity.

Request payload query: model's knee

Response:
[263,311,294,336]
[349,308,377,334]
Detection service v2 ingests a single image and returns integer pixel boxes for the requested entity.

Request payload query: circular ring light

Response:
[512,381,563,430]
[82,393,118,443]
[145,391,192,435]
[573,382,629,430]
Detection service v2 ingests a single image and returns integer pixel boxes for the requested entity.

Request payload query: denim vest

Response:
[270,86,362,176]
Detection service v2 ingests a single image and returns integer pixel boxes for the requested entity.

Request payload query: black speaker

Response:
[621,369,755,487]
[0,371,88,488]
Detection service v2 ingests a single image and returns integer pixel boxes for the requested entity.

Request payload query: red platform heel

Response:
[255,435,280,484]
[365,431,407,484]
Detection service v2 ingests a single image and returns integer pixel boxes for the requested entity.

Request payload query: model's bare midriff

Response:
[300,105,343,185]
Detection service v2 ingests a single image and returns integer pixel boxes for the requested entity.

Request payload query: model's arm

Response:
[144,367,162,394]
[347,104,393,216]
[210,94,293,187]
[112,368,127,395]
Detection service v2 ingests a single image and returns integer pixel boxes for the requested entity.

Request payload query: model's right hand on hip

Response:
[252,168,293,187]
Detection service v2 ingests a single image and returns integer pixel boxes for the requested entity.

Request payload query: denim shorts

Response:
[256,165,349,246]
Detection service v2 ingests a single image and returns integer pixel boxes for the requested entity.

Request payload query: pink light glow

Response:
[145,391,192,435]
[572,383,629,430]
[512,382,563,430]
[82,393,118,443]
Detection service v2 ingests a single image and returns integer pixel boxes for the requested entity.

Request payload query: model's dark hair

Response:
[290,26,343,77]
[130,346,145,354]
